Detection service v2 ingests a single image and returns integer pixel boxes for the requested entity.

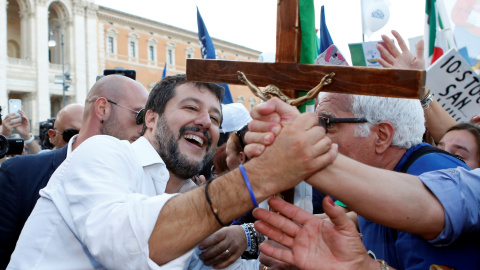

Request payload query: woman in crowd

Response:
[438,123,480,169]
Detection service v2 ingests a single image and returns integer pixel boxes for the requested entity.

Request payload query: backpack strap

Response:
[400,146,463,173]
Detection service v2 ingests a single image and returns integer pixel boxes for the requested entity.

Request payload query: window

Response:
[106,28,119,55]
[166,42,176,66]
[149,45,154,61]
[185,47,195,60]
[249,97,257,110]
[236,95,245,104]
[129,41,136,58]
[147,38,158,63]
[107,37,114,54]
[127,33,140,59]
[167,49,173,65]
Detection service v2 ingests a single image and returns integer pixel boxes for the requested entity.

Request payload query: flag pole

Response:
[361,0,365,42]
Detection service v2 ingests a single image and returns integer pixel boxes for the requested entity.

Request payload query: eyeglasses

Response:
[107,99,145,125]
[318,116,369,133]
[57,128,79,143]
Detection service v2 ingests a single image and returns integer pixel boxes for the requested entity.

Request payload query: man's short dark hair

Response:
[145,74,224,115]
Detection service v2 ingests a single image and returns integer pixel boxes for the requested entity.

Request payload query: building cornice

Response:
[97,6,261,59]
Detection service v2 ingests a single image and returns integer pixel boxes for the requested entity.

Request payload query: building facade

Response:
[2,0,261,134]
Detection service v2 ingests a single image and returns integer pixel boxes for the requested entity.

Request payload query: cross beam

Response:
[186,59,426,99]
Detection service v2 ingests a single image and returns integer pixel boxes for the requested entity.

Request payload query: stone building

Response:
[1,0,261,134]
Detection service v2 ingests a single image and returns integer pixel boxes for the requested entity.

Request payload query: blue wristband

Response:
[241,224,252,252]
[239,164,259,208]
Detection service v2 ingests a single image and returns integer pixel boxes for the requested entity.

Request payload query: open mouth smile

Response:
[183,134,205,147]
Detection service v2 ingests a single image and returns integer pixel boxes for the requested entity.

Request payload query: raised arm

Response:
[245,97,446,241]
[1,110,41,154]
[149,112,337,265]
[377,30,457,142]
[306,154,445,240]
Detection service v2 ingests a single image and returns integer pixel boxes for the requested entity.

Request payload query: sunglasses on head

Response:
[60,128,79,143]
[107,99,145,125]
[318,116,369,133]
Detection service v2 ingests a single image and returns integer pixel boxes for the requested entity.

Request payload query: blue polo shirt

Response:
[358,143,480,269]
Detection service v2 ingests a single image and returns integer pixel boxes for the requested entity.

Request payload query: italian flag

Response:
[425,0,450,66]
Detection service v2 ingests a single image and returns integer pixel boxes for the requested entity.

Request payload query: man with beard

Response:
[8,74,336,269]
[0,74,148,269]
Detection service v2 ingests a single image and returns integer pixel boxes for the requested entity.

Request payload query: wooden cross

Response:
[186,1,425,100]
[186,1,425,205]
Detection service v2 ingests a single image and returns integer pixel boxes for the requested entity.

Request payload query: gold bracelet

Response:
[376,259,389,270]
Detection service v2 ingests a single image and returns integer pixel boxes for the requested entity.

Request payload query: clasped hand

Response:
[244,98,338,183]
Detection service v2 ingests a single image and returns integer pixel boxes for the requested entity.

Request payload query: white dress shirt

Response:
[8,135,194,270]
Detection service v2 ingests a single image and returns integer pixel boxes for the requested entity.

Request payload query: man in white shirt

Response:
[0,74,148,269]
[9,74,336,269]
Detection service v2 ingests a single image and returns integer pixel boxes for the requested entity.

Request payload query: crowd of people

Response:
[0,29,479,270]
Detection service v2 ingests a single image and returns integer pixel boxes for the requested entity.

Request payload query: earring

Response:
[100,118,104,124]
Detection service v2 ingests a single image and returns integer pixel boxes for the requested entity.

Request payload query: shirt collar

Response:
[132,136,165,168]
[66,134,78,157]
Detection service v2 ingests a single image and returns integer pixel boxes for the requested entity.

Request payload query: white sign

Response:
[426,48,480,123]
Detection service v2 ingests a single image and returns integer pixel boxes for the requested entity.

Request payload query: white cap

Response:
[220,103,252,133]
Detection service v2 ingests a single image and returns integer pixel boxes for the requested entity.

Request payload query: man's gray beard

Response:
[154,117,216,180]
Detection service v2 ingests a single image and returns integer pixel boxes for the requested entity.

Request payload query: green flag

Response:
[299,0,316,65]
[298,0,316,113]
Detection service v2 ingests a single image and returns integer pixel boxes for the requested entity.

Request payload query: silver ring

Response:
[263,266,269,270]
[225,249,231,257]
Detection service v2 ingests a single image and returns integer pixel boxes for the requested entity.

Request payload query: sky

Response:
[94,0,428,63]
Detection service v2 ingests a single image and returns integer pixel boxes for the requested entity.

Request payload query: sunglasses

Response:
[58,128,79,143]
[318,116,369,133]
[234,125,249,149]
[107,99,145,125]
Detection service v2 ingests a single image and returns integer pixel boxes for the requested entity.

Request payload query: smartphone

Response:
[9,99,22,117]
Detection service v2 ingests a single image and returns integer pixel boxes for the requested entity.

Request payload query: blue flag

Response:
[161,62,167,79]
[319,5,334,54]
[196,7,233,104]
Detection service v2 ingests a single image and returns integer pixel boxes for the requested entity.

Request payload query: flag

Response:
[161,62,167,79]
[197,8,215,60]
[196,7,233,104]
[349,40,391,67]
[361,0,390,38]
[319,5,334,55]
[424,0,455,67]
[298,0,317,113]
[299,0,316,65]
[315,45,349,66]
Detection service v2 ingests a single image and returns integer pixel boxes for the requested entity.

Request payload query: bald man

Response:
[47,104,84,150]
[0,75,148,268]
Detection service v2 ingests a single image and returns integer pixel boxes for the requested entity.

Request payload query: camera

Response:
[0,135,24,158]
[39,118,55,150]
